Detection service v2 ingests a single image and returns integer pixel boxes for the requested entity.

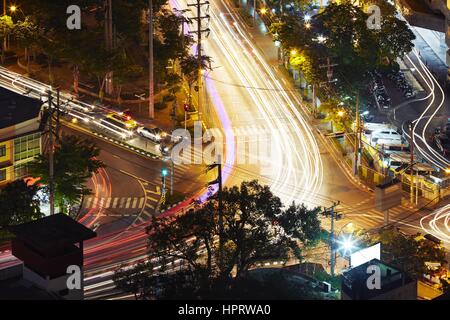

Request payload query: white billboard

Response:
[350,243,381,269]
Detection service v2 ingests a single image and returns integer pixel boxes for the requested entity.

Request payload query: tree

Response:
[180,54,211,107]
[268,2,415,102]
[0,179,43,239]
[114,180,323,299]
[0,15,14,64]
[372,228,447,279]
[13,18,40,73]
[28,135,105,213]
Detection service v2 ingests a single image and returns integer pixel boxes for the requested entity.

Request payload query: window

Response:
[0,145,5,157]
[0,169,6,181]
[14,133,41,162]
[14,164,29,180]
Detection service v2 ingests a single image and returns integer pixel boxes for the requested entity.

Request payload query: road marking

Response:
[112,197,119,208]
[132,197,138,208]
[92,197,98,208]
[146,203,155,209]
[146,186,161,195]
[104,197,112,208]
[139,197,145,208]
[84,197,93,208]
[146,195,159,202]
[119,198,126,208]
[125,198,131,209]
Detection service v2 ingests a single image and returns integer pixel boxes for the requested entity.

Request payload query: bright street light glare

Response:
[337,234,356,256]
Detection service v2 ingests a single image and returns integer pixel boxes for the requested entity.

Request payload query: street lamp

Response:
[317,35,327,43]
[260,7,267,15]
[290,49,297,55]
[305,22,311,29]
[337,110,345,118]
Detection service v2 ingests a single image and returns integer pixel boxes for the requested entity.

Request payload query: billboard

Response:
[350,243,381,269]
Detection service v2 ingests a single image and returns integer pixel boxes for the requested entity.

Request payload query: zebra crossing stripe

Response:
[132,198,138,208]
[105,197,112,208]
[125,198,131,209]
[119,198,126,208]
[112,197,119,208]
[146,203,155,209]
[92,198,98,208]
[139,197,145,208]
[84,197,93,208]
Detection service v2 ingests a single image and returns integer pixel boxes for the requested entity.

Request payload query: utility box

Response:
[374,179,402,211]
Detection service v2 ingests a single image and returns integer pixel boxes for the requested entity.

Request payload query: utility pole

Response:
[188,0,210,123]
[161,168,168,205]
[354,93,360,176]
[207,155,223,270]
[318,57,338,113]
[170,101,177,196]
[323,201,341,277]
[47,91,55,215]
[409,123,414,204]
[55,89,62,142]
[104,0,114,96]
[148,0,154,119]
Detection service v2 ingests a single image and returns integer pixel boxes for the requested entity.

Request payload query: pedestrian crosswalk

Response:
[82,196,146,209]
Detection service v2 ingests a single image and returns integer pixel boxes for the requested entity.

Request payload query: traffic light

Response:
[161,168,169,177]
[184,104,190,112]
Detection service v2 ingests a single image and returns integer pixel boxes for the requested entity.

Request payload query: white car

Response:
[137,126,166,142]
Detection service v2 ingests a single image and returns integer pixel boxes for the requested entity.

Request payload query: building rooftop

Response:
[341,259,414,300]
[9,214,96,254]
[0,87,43,129]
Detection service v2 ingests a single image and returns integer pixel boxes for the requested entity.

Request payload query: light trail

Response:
[421,204,450,246]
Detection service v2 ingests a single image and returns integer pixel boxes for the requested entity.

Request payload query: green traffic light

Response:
[162,169,168,177]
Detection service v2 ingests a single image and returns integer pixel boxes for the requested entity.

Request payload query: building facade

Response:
[0,88,44,187]
[341,259,417,300]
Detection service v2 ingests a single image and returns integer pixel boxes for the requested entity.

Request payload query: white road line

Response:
[138,197,145,208]
[84,197,93,208]
[125,198,131,209]
[105,197,112,209]
[132,197,138,208]
[112,197,119,208]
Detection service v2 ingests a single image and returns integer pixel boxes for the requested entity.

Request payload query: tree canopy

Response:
[269,2,415,102]
[28,135,105,213]
[114,180,323,299]
[0,179,43,239]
